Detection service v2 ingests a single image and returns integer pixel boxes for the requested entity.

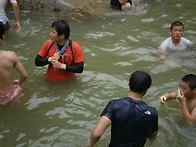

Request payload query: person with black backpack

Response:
[35,20,84,82]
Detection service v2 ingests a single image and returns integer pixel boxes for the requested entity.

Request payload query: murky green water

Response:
[0,0,196,146]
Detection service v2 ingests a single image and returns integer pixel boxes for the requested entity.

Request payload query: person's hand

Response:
[14,22,20,32]
[52,60,66,70]
[48,53,60,62]
[159,95,167,104]
[86,139,92,147]
[176,89,185,103]
[13,79,20,85]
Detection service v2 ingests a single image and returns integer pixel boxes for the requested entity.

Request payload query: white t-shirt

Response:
[159,37,192,51]
[0,0,17,24]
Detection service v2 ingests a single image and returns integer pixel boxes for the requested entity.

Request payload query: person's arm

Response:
[177,89,196,123]
[12,52,27,85]
[86,116,112,147]
[66,62,83,73]
[52,61,84,73]
[159,91,177,104]
[35,54,49,66]
[11,2,20,32]
[35,53,61,66]
[157,50,166,61]
[147,130,158,141]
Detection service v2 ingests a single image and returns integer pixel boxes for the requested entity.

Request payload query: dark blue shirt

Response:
[101,97,158,147]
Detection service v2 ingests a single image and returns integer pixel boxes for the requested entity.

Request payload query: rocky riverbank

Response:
[17,0,108,16]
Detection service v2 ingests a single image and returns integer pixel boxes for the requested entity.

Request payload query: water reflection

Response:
[0,0,196,146]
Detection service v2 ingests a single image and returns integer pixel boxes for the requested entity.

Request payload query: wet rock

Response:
[17,0,78,15]
[17,0,108,16]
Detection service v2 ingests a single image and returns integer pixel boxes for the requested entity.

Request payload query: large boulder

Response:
[17,0,108,16]
[17,0,79,15]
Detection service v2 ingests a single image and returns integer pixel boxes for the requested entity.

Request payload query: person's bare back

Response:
[0,50,16,95]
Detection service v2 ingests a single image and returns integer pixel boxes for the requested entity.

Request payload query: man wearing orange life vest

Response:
[35,20,84,82]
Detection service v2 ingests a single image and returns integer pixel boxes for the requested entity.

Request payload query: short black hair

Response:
[51,20,70,39]
[129,71,152,93]
[170,21,184,30]
[0,23,5,39]
[182,74,196,90]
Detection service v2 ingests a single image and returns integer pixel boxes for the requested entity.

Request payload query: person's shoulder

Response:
[71,40,81,47]
[0,50,18,61]
[2,50,17,56]
[159,37,171,50]
[45,39,53,44]
[141,102,157,112]
[181,37,192,44]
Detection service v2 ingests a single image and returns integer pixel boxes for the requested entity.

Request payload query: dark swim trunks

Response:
[0,85,22,105]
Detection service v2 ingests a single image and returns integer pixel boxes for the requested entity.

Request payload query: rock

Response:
[17,0,78,15]
[16,0,109,16]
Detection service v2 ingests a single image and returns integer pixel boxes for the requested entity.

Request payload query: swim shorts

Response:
[0,85,22,105]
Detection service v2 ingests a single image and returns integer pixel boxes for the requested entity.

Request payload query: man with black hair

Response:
[0,24,27,105]
[86,71,158,147]
[35,20,84,82]
[158,21,192,67]
[159,74,196,123]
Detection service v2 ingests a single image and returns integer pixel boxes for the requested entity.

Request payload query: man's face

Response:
[170,26,184,40]
[50,28,63,43]
[179,81,192,98]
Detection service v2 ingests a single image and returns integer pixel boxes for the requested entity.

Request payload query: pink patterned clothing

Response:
[0,84,22,105]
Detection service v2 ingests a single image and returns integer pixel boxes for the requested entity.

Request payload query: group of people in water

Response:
[0,0,195,147]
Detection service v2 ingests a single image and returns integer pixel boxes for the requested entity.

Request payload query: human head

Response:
[181,74,196,90]
[129,71,152,94]
[0,23,5,39]
[51,20,70,39]
[179,74,196,98]
[170,21,184,31]
[170,21,184,40]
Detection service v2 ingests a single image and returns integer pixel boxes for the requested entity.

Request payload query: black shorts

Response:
[0,21,10,32]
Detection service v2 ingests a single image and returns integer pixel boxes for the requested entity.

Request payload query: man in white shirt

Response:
[0,0,20,32]
[158,21,192,66]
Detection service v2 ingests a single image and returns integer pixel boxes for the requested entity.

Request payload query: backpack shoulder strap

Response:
[47,40,72,55]
[69,39,73,55]
[47,42,55,55]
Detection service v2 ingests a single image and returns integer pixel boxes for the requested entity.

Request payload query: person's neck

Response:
[172,37,181,46]
[128,91,143,101]
[57,39,67,46]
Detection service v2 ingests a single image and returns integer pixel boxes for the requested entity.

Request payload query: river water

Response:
[0,0,196,146]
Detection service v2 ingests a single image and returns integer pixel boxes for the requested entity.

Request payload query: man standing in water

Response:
[159,74,196,123]
[0,0,20,32]
[0,24,27,105]
[157,21,192,67]
[35,20,84,82]
[86,71,158,147]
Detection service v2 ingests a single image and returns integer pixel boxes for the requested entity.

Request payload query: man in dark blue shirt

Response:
[86,71,158,147]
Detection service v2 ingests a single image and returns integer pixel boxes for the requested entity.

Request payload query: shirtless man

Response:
[0,24,27,105]
[0,0,20,32]
[159,74,196,123]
